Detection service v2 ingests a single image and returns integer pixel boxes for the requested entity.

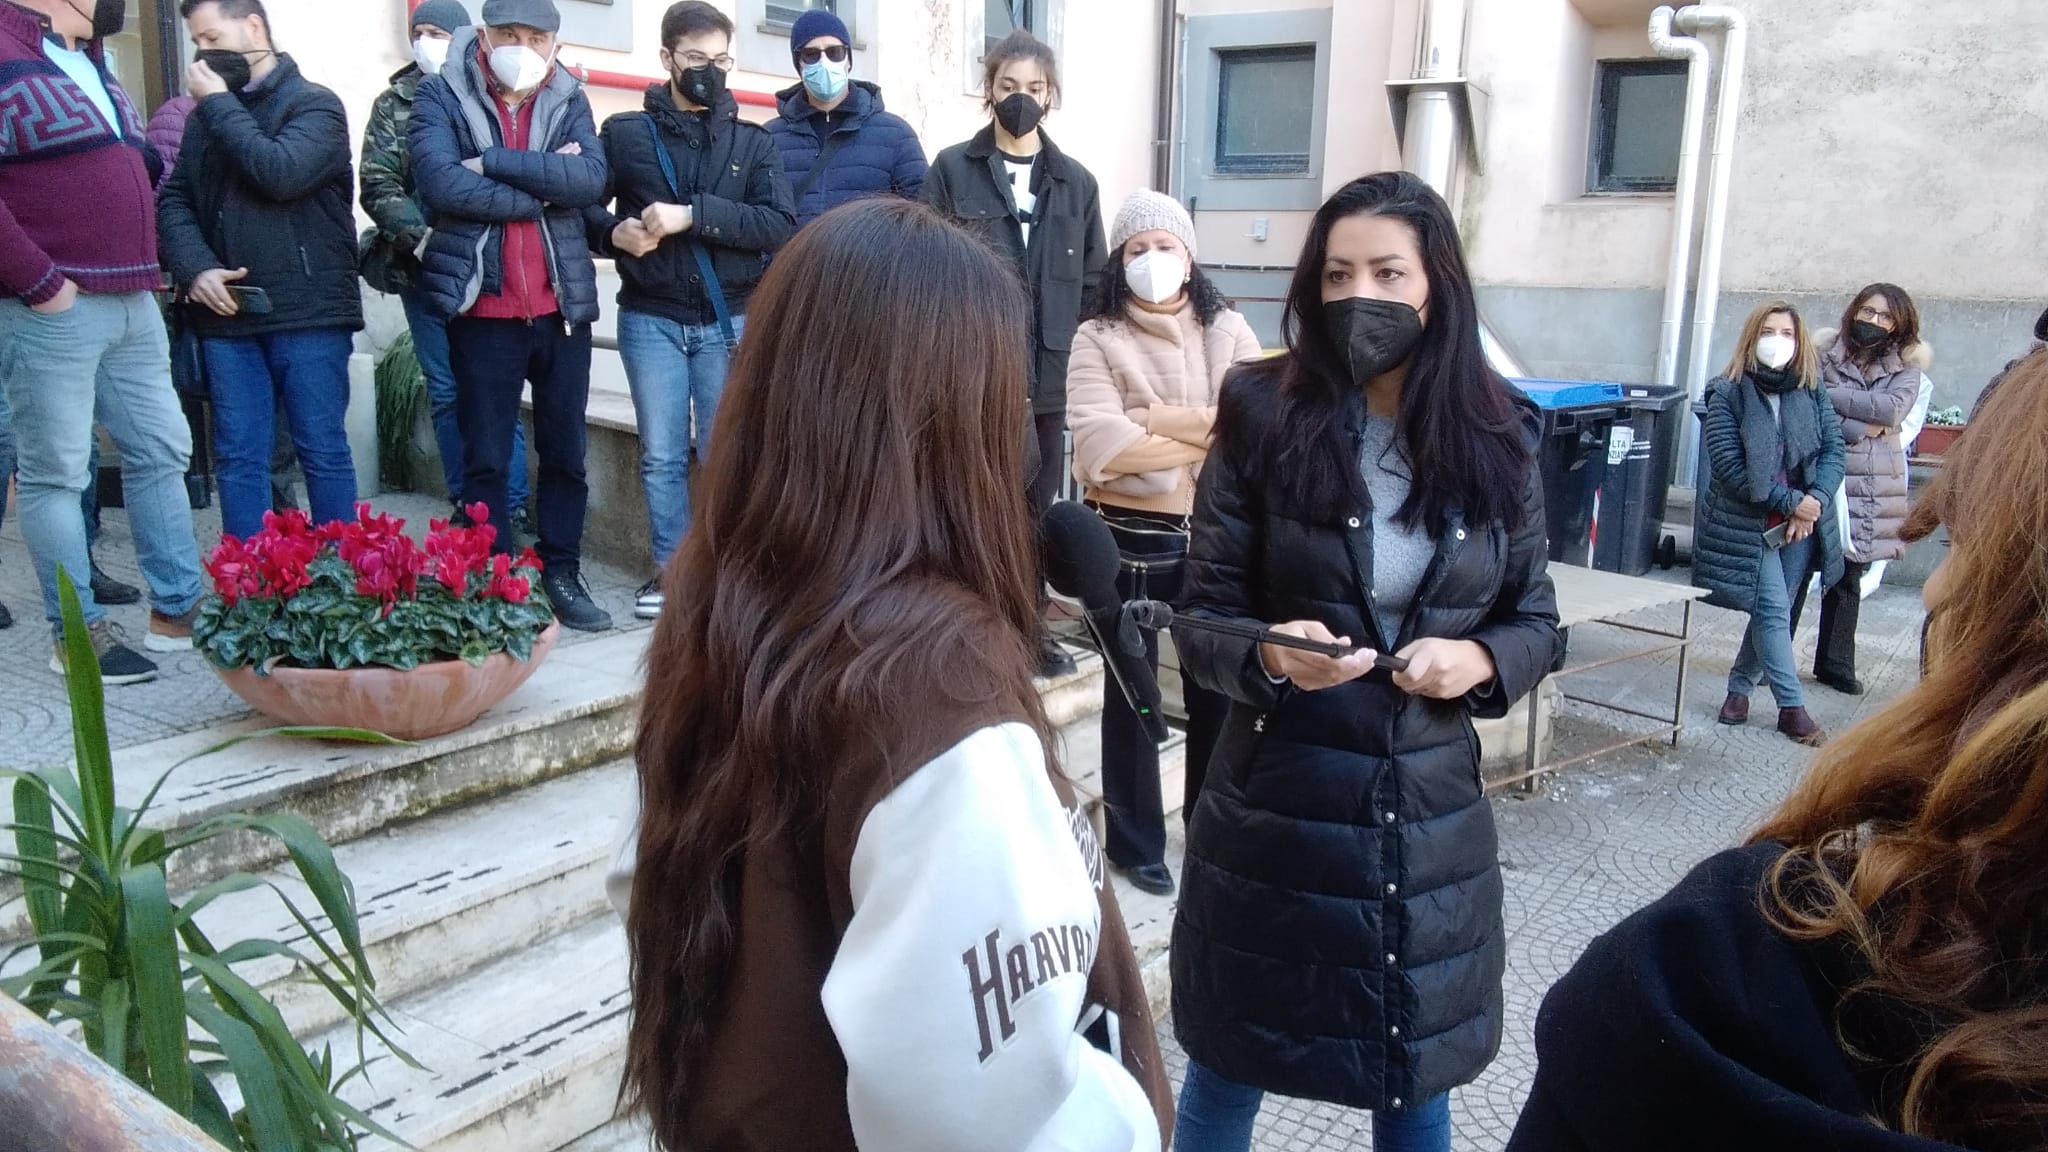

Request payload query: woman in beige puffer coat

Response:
[1066,190,1261,898]
[1796,282,1931,696]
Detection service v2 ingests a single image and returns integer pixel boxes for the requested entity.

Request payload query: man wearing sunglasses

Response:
[766,9,928,230]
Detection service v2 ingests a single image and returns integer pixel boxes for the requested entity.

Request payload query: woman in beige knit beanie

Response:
[1066,188,1263,896]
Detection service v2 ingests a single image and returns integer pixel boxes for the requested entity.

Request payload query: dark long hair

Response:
[1081,254,1231,329]
[1755,351,2048,1149]
[1229,171,1530,534]
[1839,282,1922,360]
[621,199,1051,1145]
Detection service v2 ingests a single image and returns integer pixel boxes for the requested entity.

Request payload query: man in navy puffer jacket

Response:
[764,10,927,229]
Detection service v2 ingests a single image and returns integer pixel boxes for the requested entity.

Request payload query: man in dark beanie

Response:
[411,0,617,632]
[765,7,928,229]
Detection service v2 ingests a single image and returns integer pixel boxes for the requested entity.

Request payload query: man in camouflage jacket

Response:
[356,0,527,520]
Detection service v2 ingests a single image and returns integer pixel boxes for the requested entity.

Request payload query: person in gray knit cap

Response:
[1065,188,1262,896]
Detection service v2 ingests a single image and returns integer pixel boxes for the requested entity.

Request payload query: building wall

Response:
[1463,0,2048,402]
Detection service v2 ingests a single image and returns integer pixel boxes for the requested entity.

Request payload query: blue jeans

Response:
[404,290,526,512]
[0,404,100,546]
[618,309,743,567]
[0,293,204,630]
[1174,1059,1452,1152]
[1728,531,1814,709]
[203,328,359,539]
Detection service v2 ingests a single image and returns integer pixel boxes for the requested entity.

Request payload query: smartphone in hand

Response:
[226,286,273,315]
[1762,521,1791,550]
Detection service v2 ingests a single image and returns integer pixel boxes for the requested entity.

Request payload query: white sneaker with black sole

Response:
[49,619,160,686]
[634,578,664,620]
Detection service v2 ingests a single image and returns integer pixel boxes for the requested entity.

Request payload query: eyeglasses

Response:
[797,44,850,66]
[1855,304,1894,323]
[674,51,736,71]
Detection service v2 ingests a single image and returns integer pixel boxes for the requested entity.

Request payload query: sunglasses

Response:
[797,44,850,66]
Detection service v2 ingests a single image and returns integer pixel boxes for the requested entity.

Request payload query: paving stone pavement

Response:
[0,489,654,769]
[1157,567,1931,1151]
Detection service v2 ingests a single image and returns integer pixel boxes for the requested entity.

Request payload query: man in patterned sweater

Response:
[0,0,207,685]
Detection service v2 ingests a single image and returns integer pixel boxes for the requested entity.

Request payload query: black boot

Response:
[0,597,13,630]
[542,568,614,633]
[90,559,141,606]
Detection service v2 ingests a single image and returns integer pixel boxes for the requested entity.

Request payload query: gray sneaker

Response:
[49,619,160,686]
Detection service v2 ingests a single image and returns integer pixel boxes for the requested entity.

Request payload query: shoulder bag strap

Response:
[642,113,735,344]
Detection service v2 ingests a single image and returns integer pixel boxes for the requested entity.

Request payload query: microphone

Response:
[1125,599,1412,673]
[1040,501,1171,744]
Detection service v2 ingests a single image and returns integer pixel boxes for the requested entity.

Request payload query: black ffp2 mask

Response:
[1848,319,1890,352]
[69,0,124,39]
[676,63,727,108]
[1325,297,1425,386]
[197,48,253,92]
[994,92,1045,138]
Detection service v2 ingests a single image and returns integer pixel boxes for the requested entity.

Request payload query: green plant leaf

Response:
[99,974,131,1078]
[56,570,117,862]
[186,813,372,982]
[120,864,194,1117]
[186,997,297,1152]
[10,778,67,939]
[189,1072,243,1150]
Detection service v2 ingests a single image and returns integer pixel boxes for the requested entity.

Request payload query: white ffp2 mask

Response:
[413,36,451,76]
[1124,250,1188,306]
[1756,334,1796,370]
[489,44,552,93]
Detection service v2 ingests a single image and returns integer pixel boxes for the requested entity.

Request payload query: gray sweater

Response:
[1361,414,1436,647]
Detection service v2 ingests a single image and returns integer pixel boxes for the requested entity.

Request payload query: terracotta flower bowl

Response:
[213,623,561,741]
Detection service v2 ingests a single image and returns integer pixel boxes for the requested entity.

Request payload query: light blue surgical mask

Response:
[802,56,850,102]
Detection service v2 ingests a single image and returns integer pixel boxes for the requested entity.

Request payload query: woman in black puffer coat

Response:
[1695,301,1845,747]
[1168,172,1562,1152]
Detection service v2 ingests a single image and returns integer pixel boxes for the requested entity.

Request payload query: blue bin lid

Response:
[1510,378,1629,409]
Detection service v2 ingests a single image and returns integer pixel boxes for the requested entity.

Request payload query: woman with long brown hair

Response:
[1509,352,2048,1152]
[612,199,1171,1151]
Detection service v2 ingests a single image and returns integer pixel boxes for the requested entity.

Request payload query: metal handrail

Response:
[0,993,223,1149]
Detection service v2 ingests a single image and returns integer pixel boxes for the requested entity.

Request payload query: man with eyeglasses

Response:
[587,0,793,619]
[766,9,928,230]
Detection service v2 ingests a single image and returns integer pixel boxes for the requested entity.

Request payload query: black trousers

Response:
[1097,506,1224,869]
[448,316,591,570]
[1028,411,1065,514]
[1789,557,1866,681]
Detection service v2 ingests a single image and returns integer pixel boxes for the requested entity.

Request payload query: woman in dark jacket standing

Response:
[1168,172,1563,1152]
[923,29,1106,675]
[1697,301,1845,747]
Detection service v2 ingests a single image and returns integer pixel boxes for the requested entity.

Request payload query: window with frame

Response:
[766,0,840,31]
[985,0,1037,55]
[1213,46,1315,176]
[1589,59,1686,193]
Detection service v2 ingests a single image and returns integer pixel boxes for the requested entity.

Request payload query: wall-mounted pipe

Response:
[1672,4,1748,480]
[1402,0,1470,195]
[1646,7,1709,400]
[1152,0,1179,191]
[403,0,775,107]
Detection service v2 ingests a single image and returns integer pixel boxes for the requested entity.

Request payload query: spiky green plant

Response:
[2,570,418,1150]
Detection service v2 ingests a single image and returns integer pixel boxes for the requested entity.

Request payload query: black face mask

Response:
[197,48,253,92]
[1325,297,1425,387]
[1848,319,1891,352]
[68,0,124,39]
[676,63,726,108]
[994,92,1045,138]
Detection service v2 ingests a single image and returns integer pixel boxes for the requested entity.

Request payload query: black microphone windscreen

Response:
[1039,501,1123,608]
